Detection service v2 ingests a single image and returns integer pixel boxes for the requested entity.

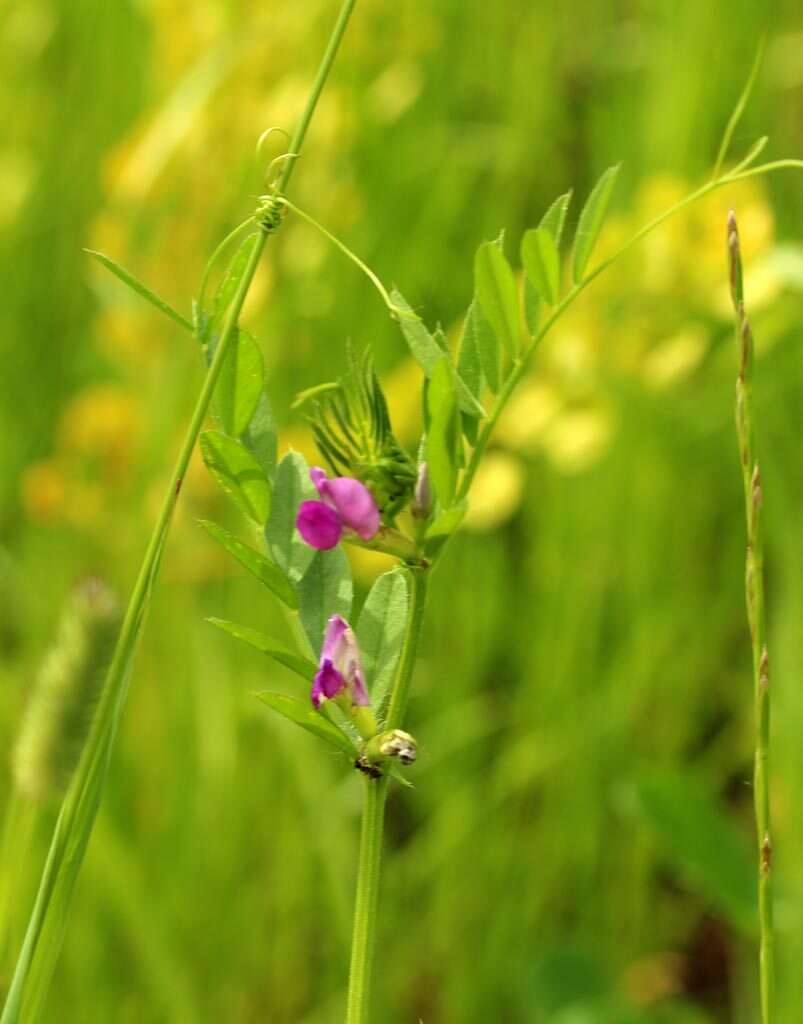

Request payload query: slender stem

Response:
[345,566,428,1024]
[728,212,774,1022]
[345,775,388,1024]
[277,0,359,193]
[384,567,429,730]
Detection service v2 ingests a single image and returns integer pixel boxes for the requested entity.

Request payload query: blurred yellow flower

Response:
[21,461,66,523]
[465,451,525,532]
[542,405,614,474]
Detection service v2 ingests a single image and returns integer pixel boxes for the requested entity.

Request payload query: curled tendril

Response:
[255,127,299,191]
[255,193,286,234]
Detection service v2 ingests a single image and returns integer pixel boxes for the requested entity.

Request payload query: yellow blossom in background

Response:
[465,451,525,532]
[21,461,66,523]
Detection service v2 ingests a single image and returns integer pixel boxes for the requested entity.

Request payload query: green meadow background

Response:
[2,1,803,1021]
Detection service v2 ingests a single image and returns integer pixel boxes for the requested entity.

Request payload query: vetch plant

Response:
[4,9,801,1021]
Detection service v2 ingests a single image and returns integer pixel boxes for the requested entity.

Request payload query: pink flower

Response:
[296,467,380,550]
[311,615,370,709]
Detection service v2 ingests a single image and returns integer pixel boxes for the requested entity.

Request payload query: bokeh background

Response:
[2,1,803,1021]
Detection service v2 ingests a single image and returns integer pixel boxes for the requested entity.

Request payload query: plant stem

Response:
[345,566,429,1023]
[2,4,360,1019]
[728,211,774,1023]
[345,775,388,1024]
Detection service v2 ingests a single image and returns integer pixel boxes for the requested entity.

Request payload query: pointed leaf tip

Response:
[571,164,621,284]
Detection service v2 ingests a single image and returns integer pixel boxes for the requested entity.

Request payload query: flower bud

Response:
[357,729,418,776]
[411,462,432,520]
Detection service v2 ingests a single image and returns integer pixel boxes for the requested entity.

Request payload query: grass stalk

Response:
[1,2,360,1018]
[728,210,774,1022]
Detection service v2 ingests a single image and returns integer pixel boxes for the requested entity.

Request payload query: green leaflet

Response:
[207,619,315,679]
[199,520,297,609]
[297,547,353,652]
[571,164,620,284]
[456,304,482,403]
[356,570,408,715]
[466,298,500,394]
[210,233,262,337]
[522,276,541,337]
[213,329,264,439]
[426,358,460,507]
[199,431,271,525]
[633,770,756,935]
[265,452,317,584]
[521,227,560,306]
[539,189,572,245]
[242,391,278,483]
[255,692,356,757]
[84,249,194,333]
[391,289,485,418]
[425,501,467,541]
[474,240,519,358]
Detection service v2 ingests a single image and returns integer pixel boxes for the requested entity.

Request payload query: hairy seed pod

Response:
[12,578,120,802]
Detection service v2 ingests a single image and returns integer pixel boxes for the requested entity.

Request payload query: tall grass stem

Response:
[728,210,774,1023]
[2,1,360,1017]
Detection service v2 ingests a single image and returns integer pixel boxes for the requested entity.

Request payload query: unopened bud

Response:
[356,728,419,776]
[411,463,432,520]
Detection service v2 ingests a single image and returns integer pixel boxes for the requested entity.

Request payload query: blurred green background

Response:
[2,1,803,1021]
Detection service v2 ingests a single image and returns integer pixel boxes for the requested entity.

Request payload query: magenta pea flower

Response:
[296,467,380,551]
[312,614,370,711]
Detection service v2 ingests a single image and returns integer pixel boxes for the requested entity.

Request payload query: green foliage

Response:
[391,290,485,418]
[199,520,296,609]
[265,452,317,584]
[84,250,194,333]
[199,431,271,525]
[213,329,264,438]
[206,619,316,679]
[425,358,460,507]
[633,770,757,935]
[356,570,408,715]
[241,392,278,483]
[571,165,621,283]
[254,693,356,757]
[474,238,520,357]
[521,227,561,306]
[297,547,353,651]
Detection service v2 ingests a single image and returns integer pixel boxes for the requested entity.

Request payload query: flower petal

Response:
[321,614,349,664]
[311,658,345,708]
[322,477,380,540]
[309,466,329,499]
[296,500,343,550]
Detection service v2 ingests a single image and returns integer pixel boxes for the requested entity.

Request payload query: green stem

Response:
[345,566,428,1024]
[345,775,388,1024]
[277,0,359,193]
[728,213,774,1022]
